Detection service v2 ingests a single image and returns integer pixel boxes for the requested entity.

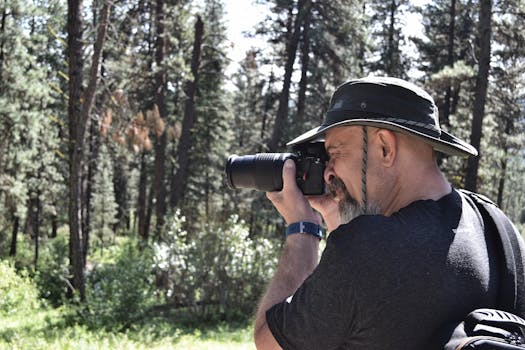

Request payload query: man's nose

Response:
[324,160,335,184]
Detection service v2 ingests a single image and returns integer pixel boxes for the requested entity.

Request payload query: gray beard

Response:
[327,177,381,224]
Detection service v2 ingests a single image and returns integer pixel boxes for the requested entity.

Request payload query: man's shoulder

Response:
[326,191,464,257]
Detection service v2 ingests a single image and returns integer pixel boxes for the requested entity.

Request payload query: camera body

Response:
[226,142,327,195]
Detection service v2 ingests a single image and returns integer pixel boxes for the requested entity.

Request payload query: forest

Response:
[0,0,524,348]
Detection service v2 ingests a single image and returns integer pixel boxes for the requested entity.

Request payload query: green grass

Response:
[0,307,256,350]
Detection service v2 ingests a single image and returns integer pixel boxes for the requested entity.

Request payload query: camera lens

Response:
[226,153,294,192]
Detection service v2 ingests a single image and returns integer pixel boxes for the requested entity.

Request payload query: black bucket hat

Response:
[287,76,478,157]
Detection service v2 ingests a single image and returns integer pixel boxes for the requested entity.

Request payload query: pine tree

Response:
[66,0,110,300]
[0,0,66,261]
[479,0,525,216]
[181,0,232,223]
[367,0,410,77]
[412,0,478,128]
[255,0,369,150]
[90,143,118,252]
[412,0,478,186]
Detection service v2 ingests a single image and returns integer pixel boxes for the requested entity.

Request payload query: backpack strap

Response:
[459,189,525,316]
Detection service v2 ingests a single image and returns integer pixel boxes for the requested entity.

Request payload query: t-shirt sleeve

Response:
[265,240,356,350]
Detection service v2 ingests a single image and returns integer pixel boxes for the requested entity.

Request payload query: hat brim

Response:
[286,119,478,157]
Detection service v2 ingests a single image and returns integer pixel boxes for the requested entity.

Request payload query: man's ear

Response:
[376,129,397,167]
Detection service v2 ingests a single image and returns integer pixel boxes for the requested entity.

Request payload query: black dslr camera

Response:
[225,142,327,195]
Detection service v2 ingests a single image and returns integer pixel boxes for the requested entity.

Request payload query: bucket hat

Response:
[287,76,478,157]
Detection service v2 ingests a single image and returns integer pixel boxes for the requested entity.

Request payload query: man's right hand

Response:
[266,159,321,226]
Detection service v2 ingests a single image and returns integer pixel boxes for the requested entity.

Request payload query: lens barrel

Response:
[226,153,294,192]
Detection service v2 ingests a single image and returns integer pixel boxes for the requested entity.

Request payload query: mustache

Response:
[327,176,347,198]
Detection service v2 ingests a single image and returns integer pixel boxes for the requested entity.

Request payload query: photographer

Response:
[252,77,525,349]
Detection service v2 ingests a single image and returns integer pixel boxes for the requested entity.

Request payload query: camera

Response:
[225,142,327,195]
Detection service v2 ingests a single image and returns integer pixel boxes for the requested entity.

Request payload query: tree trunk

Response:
[386,0,397,75]
[138,152,149,242]
[84,117,99,263]
[465,0,492,192]
[497,150,507,208]
[259,72,276,153]
[267,0,309,152]
[296,4,311,126]
[358,3,366,75]
[496,118,511,207]
[441,0,456,128]
[0,7,6,91]
[67,0,110,301]
[170,15,204,208]
[67,0,86,300]
[51,214,58,238]
[33,189,41,270]
[153,0,168,233]
[145,179,155,239]
[9,214,19,257]
[113,155,129,232]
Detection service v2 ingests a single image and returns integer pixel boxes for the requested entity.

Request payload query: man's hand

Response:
[266,160,321,225]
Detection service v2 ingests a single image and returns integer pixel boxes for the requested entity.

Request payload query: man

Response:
[253,77,523,349]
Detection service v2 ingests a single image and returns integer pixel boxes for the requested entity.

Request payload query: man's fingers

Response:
[281,159,298,191]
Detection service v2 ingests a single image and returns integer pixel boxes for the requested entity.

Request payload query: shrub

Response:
[33,233,70,306]
[153,211,279,318]
[82,241,156,330]
[0,259,40,315]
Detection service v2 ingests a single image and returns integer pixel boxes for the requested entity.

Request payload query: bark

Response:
[441,0,457,128]
[0,7,6,89]
[51,214,58,238]
[145,180,155,239]
[67,0,110,301]
[84,117,100,263]
[386,0,397,75]
[259,72,276,153]
[9,214,19,257]
[33,190,41,269]
[296,5,311,126]
[168,80,180,206]
[138,152,149,241]
[0,123,12,177]
[497,118,511,207]
[114,156,129,232]
[465,0,492,192]
[153,0,168,232]
[170,15,204,208]
[67,0,85,300]
[267,0,309,152]
[357,3,366,75]
[0,7,12,176]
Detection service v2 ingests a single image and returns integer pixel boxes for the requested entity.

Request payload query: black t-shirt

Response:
[266,189,501,350]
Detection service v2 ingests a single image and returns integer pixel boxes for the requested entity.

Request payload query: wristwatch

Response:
[285,221,323,240]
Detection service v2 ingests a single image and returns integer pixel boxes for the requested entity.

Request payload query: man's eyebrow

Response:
[325,143,342,153]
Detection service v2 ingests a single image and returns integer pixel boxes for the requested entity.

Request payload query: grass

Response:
[0,307,256,350]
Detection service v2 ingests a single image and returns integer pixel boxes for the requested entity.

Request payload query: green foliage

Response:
[430,61,476,88]
[81,241,156,330]
[0,306,254,349]
[154,211,278,318]
[0,260,41,315]
[0,0,67,257]
[367,0,411,77]
[90,143,119,250]
[33,234,70,307]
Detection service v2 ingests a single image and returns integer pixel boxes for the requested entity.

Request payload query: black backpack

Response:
[444,190,525,349]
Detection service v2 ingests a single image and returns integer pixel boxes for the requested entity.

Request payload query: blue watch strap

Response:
[285,221,323,240]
